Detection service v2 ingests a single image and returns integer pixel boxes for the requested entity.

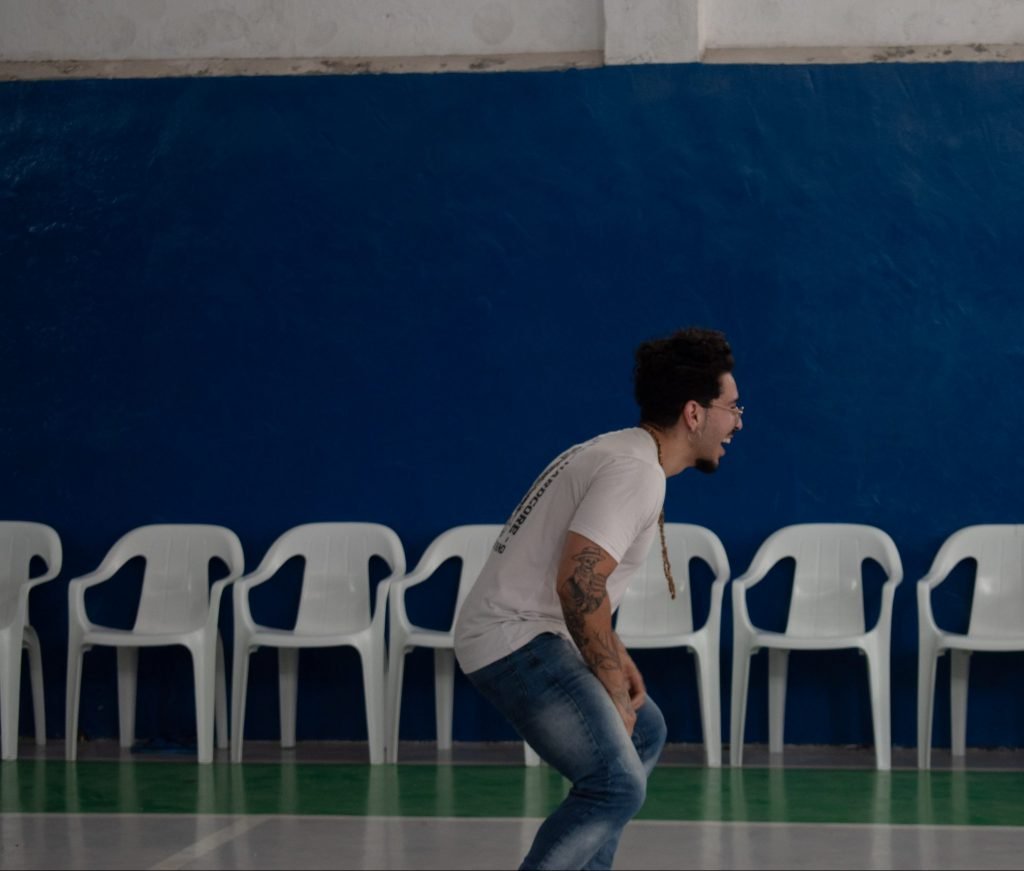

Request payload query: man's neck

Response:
[640,421,698,477]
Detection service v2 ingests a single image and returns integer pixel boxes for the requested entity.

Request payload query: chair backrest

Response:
[615,523,729,637]
[0,521,62,631]
[752,523,901,637]
[420,524,503,624]
[104,524,244,633]
[930,524,1024,636]
[260,523,406,634]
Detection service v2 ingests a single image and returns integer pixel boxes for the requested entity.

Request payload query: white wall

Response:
[2,0,1024,76]
[0,0,604,61]
[706,0,1024,51]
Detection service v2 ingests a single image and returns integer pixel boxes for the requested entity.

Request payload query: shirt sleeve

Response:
[567,456,665,563]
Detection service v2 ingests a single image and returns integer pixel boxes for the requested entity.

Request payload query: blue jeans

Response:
[466,633,667,871]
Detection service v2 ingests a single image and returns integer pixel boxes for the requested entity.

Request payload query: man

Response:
[454,326,742,870]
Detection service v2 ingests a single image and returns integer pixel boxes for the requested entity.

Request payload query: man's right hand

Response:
[603,676,638,736]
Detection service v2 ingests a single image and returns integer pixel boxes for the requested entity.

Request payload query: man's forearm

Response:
[557,544,631,710]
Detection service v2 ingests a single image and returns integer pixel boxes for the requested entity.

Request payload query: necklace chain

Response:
[639,424,677,600]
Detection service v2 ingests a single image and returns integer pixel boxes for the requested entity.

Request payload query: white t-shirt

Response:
[454,427,666,674]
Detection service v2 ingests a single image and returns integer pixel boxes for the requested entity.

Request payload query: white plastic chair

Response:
[0,522,62,760]
[231,523,405,764]
[614,523,730,768]
[387,524,540,765]
[917,524,1024,769]
[65,524,244,764]
[730,523,903,771]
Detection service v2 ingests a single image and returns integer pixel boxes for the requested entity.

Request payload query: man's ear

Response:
[681,399,704,431]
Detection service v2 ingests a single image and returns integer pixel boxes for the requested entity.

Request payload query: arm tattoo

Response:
[565,546,608,614]
[560,546,622,674]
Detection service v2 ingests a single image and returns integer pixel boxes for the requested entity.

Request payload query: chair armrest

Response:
[731,548,787,633]
[232,565,282,596]
[729,558,774,592]
[917,568,952,592]
[372,574,396,627]
[389,560,444,597]
[730,577,756,634]
[229,557,295,632]
[67,565,126,628]
[18,565,61,613]
[230,531,305,619]
[691,574,730,638]
[388,572,431,636]
[913,537,968,637]
[25,564,61,591]
[916,578,941,636]
[917,530,971,592]
[874,578,901,629]
[208,574,243,629]
[387,545,454,633]
[728,571,763,617]
[391,565,446,623]
[391,532,468,597]
[705,575,729,617]
[68,567,120,590]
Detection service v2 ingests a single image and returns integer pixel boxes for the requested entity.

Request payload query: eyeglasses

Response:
[707,402,744,417]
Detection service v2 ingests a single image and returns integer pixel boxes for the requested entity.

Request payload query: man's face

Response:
[694,373,743,475]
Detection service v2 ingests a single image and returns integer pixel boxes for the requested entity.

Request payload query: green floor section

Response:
[2,761,1023,826]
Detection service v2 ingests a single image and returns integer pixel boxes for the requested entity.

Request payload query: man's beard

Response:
[695,457,719,475]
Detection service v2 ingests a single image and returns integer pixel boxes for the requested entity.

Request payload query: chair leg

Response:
[231,640,252,763]
[767,649,789,756]
[215,635,228,750]
[434,649,455,752]
[386,640,407,764]
[24,629,46,746]
[916,640,940,769]
[278,648,299,749]
[116,648,138,750]
[950,650,971,757]
[730,645,752,767]
[65,640,85,761]
[360,649,385,765]
[0,629,21,760]
[864,645,891,771]
[693,643,722,768]
[191,642,217,764]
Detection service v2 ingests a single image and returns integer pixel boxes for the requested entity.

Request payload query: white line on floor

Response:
[147,815,272,870]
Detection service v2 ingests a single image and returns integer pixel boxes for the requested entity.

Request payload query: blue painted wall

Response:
[3,62,1024,752]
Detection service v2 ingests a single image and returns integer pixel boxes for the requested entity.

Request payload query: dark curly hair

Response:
[633,327,735,428]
